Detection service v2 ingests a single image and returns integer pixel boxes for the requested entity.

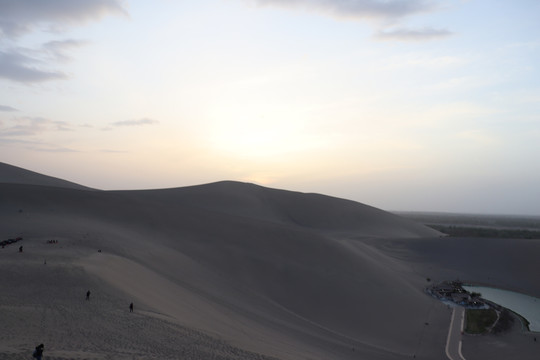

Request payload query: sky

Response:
[1,0,539,215]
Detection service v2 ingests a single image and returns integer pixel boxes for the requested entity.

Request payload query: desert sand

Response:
[1,162,539,359]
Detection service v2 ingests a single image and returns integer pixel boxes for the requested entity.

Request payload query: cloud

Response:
[0,49,68,83]
[43,39,89,62]
[375,27,453,41]
[0,123,78,152]
[0,133,80,152]
[0,116,72,137]
[0,137,41,145]
[112,118,159,127]
[0,1,124,84]
[0,0,126,39]
[0,104,18,111]
[26,145,80,153]
[249,0,435,20]
[249,0,452,42]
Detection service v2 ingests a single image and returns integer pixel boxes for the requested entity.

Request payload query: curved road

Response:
[446,306,466,360]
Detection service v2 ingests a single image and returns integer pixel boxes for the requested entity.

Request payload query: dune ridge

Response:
[0,162,94,191]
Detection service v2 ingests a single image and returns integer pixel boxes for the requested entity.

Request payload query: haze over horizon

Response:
[1,0,539,216]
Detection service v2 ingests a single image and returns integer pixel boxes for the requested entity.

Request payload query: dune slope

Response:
[3,164,538,359]
[0,162,94,190]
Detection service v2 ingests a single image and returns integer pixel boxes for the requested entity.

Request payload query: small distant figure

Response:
[19,245,23,253]
[32,343,44,360]
[98,249,102,253]
[129,302,134,313]
[86,290,91,300]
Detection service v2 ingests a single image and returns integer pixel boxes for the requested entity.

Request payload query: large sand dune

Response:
[0,162,93,191]
[1,162,539,359]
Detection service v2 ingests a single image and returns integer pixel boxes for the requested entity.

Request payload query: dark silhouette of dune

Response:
[1,162,539,360]
[0,162,94,190]
[114,180,442,236]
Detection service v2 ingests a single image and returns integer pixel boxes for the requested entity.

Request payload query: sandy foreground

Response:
[1,162,539,359]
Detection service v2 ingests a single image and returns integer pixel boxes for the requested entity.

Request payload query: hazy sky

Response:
[1,0,539,215]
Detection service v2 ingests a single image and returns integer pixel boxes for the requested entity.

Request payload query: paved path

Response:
[445,306,466,360]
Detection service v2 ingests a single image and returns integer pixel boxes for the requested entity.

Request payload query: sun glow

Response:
[206,105,330,159]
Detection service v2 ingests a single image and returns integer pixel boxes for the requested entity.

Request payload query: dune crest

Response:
[0,162,94,190]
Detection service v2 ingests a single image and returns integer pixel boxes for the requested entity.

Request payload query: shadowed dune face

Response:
[0,162,94,190]
[2,163,539,360]
[113,181,443,237]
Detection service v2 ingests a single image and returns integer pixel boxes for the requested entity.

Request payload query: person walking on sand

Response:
[86,290,91,300]
[32,343,44,360]
[129,302,133,312]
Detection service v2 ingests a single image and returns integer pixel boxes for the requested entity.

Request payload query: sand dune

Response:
[0,162,93,191]
[1,162,539,359]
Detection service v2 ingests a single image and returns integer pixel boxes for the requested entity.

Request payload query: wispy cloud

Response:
[112,118,159,127]
[0,116,72,137]
[249,0,436,20]
[375,27,453,41]
[26,145,80,153]
[0,105,18,112]
[0,133,81,153]
[248,0,452,42]
[43,39,89,62]
[0,49,68,83]
[0,1,125,84]
[0,117,78,152]
[0,137,41,145]
[0,0,126,39]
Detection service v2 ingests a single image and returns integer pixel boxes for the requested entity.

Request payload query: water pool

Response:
[463,285,540,332]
